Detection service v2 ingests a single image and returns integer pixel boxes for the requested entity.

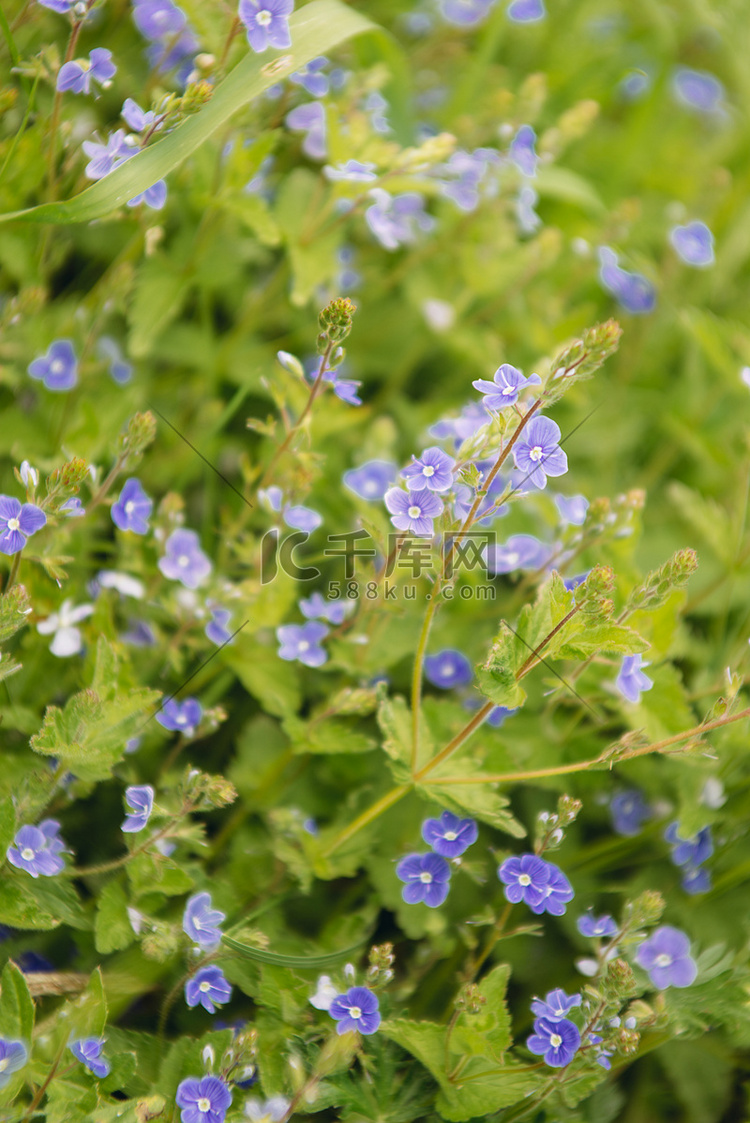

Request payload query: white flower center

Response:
[256,8,272,24]
[21,847,35,860]
[422,465,435,477]
[529,445,543,462]
[655,953,672,967]
[51,359,64,374]
[7,518,19,532]
[199,980,211,992]
[419,871,433,883]
[444,831,457,841]
[518,873,531,886]
[407,505,422,518]
[349,1006,362,1019]
[298,640,310,652]
[125,501,135,514]
[178,554,190,567]
[502,385,514,395]
[0,1059,7,1072]
[550,1033,562,1048]
[197,1098,211,1112]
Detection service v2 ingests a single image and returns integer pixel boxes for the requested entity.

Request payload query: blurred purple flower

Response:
[157,697,202,736]
[635,925,697,988]
[28,340,78,391]
[159,529,212,589]
[424,649,473,689]
[111,478,152,534]
[239,0,293,52]
[277,621,329,667]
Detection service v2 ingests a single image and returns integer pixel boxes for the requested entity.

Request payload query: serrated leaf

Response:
[0,871,86,931]
[0,0,377,226]
[94,880,136,954]
[0,960,34,1043]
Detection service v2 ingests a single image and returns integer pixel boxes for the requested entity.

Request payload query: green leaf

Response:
[419,774,525,837]
[127,852,195,900]
[377,690,433,775]
[94,880,136,954]
[284,715,377,755]
[0,0,376,226]
[557,620,649,659]
[381,1018,448,1085]
[128,256,190,359]
[224,637,301,718]
[435,1064,540,1121]
[0,871,86,931]
[221,933,365,968]
[0,960,34,1042]
[64,967,108,1040]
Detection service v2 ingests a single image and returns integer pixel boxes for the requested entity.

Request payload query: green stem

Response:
[21,1038,67,1122]
[4,551,22,594]
[66,814,185,877]
[46,15,84,203]
[322,784,410,857]
[87,455,127,513]
[410,597,439,772]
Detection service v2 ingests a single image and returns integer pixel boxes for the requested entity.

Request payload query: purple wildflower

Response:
[121,785,155,833]
[635,925,698,989]
[285,102,326,160]
[439,0,494,26]
[664,823,713,868]
[509,125,538,177]
[484,535,550,575]
[122,98,160,132]
[0,497,46,555]
[57,49,116,95]
[671,67,724,114]
[527,1016,580,1066]
[38,0,76,10]
[517,183,541,233]
[205,606,234,645]
[384,487,442,535]
[507,0,546,21]
[158,529,212,589]
[283,505,322,532]
[239,0,293,52]
[498,854,574,915]
[185,965,233,1014]
[111,478,152,534]
[430,400,490,442]
[329,986,381,1035]
[615,653,653,703]
[7,824,66,878]
[669,221,714,267]
[28,339,78,391]
[176,1075,232,1123]
[97,336,133,384]
[69,1037,110,1079]
[156,697,203,736]
[438,148,500,212]
[598,247,657,314]
[555,494,588,525]
[132,0,186,39]
[423,649,473,689]
[0,1040,27,1088]
[291,57,329,97]
[682,866,712,895]
[83,130,134,180]
[343,461,397,500]
[128,180,168,209]
[396,852,452,907]
[619,69,651,101]
[324,159,377,182]
[183,891,226,949]
[472,364,541,410]
[299,592,347,625]
[422,811,478,857]
[365,189,434,251]
[610,790,650,836]
[512,416,568,490]
[530,988,582,1021]
[276,621,329,667]
[577,912,618,938]
[402,447,455,492]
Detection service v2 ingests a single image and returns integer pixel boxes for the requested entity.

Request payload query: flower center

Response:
[444,831,457,841]
[197,1098,211,1112]
[0,1059,7,1072]
[529,445,544,462]
[407,505,422,518]
[298,640,310,652]
[518,873,532,886]
[502,385,514,395]
[125,501,135,514]
[419,871,433,883]
[422,465,435,477]
[21,847,35,860]
[256,8,272,24]
[349,1006,362,1018]
[51,359,64,374]
[178,554,190,567]
[199,981,211,992]
[7,518,19,532]
[655,953,673,967]
[549,1033,562,1048]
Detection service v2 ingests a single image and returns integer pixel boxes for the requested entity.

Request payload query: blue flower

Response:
[299,592,347,625]
[384,487,443,535]
[343,461,397,500]
[664,822,713,867]
[205,605,234,645]
[0,1039,28,1087]
[422,811,478,857]
[577,911,618,938]
[133,0,186,39]
[498,854,574,915]
[555,494,589,525]
[83,130,134,180]
[669,221,714,267]
[291,57,330,97]
[473,364,542,410]
[176,1075,232,1123]
[245,1096,289,1121]
[239,0,293,53]
[619,69,651,101]
[439,0,494,26]
[69,1037,111,1079]
[424,649,473,689]
[635,925,697,989]
[365,189,434,251]
[527,1016,580,1066]
[0,497,46,555]
[157,697,203,736]
[122,785,154,833]
[111,478,153,534]
[512,416,568,490]
[183,891,226,949]
[38,0,76,10]
[57,49,116,94]
[285,102,327,160]
[615,653,653,704]
[185,965,233,1013]
[7,824,65,878]
[363,90,390,134]
[283,504,323,532]
[430,400,490,442]
[402,447,455,492]
[329,986,381,1035]
[325,158,377,182]
[507,0,546,22]
[277,621,329,667]
[516,184,541,233]
[485,534,550,575]
[28,340,78,391]
[122,98,160,133]
[60,497,85,517]
[598,247,656,314]
[397,852,452,906]
[128,180,168,209]
[671,67,725,114]
[682,866,712,895]
[610,790,650,836]
[509,125,538,177]
[158,529,212,589]
[530,988,582,1021]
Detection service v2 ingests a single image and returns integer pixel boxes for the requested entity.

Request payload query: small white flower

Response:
[37,599,95,657]
[309,974,339,1011]
[97,570,145,599]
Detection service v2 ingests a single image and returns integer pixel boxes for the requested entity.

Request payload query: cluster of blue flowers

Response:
[397,811,478,906]
[664,821,713,895]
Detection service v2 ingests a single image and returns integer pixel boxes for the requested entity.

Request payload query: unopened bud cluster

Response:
[454,982,487,1015]
[317,298,357,351]
[366,942,395,987]
[536,794,582,852]
[627,548,699,612]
